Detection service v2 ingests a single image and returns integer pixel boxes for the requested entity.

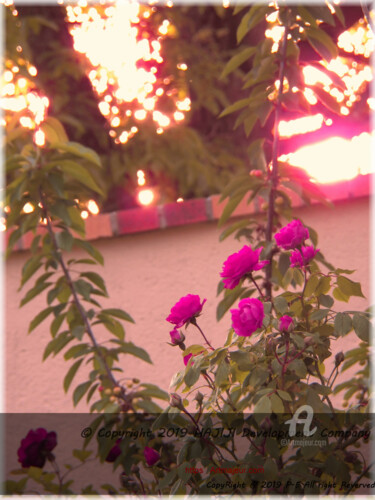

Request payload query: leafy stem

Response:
[38,188,127,402]
[264,18,290,301]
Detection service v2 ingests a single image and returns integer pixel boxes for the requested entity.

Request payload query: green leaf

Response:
[20,255,43,288]
[101,308,135,323]
[334,312,352,336]
[219,219,252,242]
[215,361,230,387]
[253,395,271,413]
[237,5,270,43]
[274,296,288,315]
[73,381,92,406]
[319,294,334,308]
[29,307,54,333]
[353,314,370,342]
[50,201,72,226]
[64,343,90,360]
[337,276,365,298]
[221,46,256,78]
[72,325,85,340]
[333,287,349,302]
[40,117,69,143]
[220,98,252,118]
[137,383,169,401]
[59,160,104,196]
[306,27,338,61]
[56,231,74,252]
[43,332,72,360]
[184,365,200,387]
[310,309,330,321]
[50,313,66,337]
[74,239,104,265]
[73,449,92,462]
[50,141,101,167]
[315,276,331,296]
[80,272,107,294]
[304,274,319,297]
[20,282,52,307]
[67,206,86,237]
[270,393,284,413]
[277,390,292,402]
[64,359,84,393]
[310,84,341,114]
[118,341,152,363]
[74,279,92,300]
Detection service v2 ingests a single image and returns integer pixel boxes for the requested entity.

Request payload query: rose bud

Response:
[169,328,185,346]
[144,446,161,466]
[278,315,294,333]
[170,393,183,409]
[335,352,345,367]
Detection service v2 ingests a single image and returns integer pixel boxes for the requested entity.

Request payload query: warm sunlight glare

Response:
[280,132,374,183]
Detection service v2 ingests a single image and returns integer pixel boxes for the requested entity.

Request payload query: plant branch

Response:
[264,19,290,301]
[38,189,126,400]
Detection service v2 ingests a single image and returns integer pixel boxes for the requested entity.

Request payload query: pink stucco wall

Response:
[5,196,370,413]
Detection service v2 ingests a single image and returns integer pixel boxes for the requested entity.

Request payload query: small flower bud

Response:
[194,391,204,405]
[104,388,112,396]
[170,392,183,409]
[335,352,345,367]
[279,315,294,333]
[132,378,140,384]
[169,328,185,345]
[113,386,122,395]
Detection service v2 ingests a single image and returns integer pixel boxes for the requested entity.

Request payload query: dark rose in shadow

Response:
[17,428,57,468]
[105,439,122,463]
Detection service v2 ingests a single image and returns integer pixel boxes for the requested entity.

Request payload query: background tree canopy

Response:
[5,2,372,212]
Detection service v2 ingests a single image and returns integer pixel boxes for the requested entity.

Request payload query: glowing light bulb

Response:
[34,129,45,146]
[138,188,154,205]
[23,202,34,214]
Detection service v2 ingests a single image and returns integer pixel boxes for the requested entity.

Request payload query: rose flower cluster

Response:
[166,219,317,355]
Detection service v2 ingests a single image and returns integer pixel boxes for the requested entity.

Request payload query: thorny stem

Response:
[264,19,290,301]
[39,189,128,403]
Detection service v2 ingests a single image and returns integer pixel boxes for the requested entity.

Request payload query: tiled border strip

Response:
[7,174,372,252]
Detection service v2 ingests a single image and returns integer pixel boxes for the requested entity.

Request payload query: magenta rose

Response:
[17,428,57,468]
[230,298,264,337]
[290,245,319,268]
[105,439,122,463]
[279,315,294,333]
[220,245,269,290]
[144,446,160,466]
[166,294,206,328]
[274,220,309,250]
